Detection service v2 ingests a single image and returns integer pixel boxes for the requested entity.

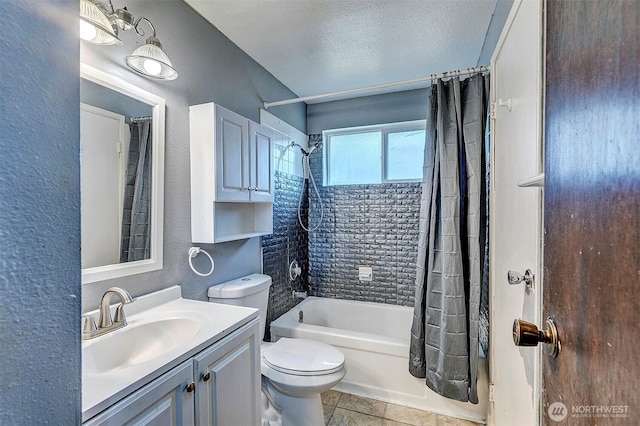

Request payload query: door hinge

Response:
[489,383,495,402]
[490,102,497,120]
[116,142,122,155]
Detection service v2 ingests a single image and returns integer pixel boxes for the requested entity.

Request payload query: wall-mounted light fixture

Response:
[79,0,178,81]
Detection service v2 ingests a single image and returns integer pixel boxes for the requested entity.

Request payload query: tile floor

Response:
[321,390,483,426]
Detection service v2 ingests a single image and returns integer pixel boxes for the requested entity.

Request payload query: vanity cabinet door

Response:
[84,360,195,426]
[215,105,251,202]
[194,318,261,426]
[248,121,274,203]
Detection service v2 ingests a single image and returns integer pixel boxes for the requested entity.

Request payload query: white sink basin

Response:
[83,317,201,376]
[82,286,259,421]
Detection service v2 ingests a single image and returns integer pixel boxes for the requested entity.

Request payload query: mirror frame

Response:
[80,63,165,284]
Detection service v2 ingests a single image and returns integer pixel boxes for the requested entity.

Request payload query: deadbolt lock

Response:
[512,318,561,357]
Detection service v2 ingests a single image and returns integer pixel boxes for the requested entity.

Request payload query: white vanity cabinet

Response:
[84,359,195,426]
[194,317,261,425]
[190,103,274,243]
[84,318,260,426]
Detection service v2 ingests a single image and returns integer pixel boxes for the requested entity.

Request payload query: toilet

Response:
[208,274,346,426]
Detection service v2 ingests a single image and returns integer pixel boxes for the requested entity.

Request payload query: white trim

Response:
[488,0,543,425]
[80,63,165,284]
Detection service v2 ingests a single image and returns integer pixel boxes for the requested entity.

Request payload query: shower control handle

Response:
[513,318,561,357]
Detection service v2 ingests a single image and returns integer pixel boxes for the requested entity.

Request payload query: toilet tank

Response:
[208,273,271,340]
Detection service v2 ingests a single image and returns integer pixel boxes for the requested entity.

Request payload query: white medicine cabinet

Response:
[190,103,274,243]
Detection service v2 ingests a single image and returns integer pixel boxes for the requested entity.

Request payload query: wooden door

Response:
[543,1,640,424]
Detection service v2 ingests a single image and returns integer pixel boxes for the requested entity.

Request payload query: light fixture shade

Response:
[79,0,121,45]
[124,37,178,80]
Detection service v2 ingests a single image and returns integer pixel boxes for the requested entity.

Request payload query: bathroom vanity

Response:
[82,286,261,425]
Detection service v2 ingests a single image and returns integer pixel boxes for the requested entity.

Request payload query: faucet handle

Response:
[82,315,97,333]
[113,303,128,325]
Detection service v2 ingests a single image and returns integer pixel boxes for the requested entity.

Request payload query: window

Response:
[323,120,426,186]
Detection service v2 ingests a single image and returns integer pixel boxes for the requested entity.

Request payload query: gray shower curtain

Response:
[409,74,489,403]
[120,118,152,262]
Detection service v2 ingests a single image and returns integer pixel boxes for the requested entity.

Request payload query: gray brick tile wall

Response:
[261,170,309,340]
[263,133,488,355]
[307,137,421,307]
[262,139,421,341]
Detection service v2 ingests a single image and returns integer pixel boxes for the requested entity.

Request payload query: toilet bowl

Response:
[261,338,345,425]
[208,274,346,426]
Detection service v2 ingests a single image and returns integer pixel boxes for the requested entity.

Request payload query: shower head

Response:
[289,141,308,156]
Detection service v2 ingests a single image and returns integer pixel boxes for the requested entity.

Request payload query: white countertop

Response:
[82,286,258,422]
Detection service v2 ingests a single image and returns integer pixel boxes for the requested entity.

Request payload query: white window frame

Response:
[323,120,426,186]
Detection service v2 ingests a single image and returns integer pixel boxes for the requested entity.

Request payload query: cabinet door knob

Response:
[202,372,211,382]
[185,382,196,393]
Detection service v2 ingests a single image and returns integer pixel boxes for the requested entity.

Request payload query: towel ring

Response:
[188,247,214,277]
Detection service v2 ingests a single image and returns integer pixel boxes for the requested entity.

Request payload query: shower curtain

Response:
[409,74,489,403]
[120,118,152,262]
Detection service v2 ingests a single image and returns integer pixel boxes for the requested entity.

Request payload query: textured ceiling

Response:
[184,0,498,103]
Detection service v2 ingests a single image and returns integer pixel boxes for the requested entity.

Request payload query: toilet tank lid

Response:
[208,273,272,299]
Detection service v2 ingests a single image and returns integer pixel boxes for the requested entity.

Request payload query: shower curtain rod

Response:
[263,65,488,109]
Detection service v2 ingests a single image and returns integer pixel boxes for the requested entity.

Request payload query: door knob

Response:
[512,318,561,357]
[507,269,534,289]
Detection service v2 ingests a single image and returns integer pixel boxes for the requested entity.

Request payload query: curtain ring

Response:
[188,247,214,277]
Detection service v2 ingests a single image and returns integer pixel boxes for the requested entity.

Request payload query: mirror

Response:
[80,64,165,284]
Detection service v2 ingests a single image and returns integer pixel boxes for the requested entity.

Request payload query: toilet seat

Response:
[262,338,344,376]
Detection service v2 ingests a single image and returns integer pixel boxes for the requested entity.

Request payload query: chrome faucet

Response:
[82,287,135,340]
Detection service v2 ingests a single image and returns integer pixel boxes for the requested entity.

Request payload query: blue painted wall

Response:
[80,0,306,310]
[476,0,515,67]
[0,1,81,423]
[1,0,306,420]
[307,88,429,135]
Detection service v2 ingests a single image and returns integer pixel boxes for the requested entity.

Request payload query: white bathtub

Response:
[270,296,487,423]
